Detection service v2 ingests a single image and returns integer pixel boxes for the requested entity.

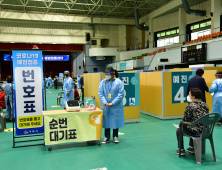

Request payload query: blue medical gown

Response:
[3,83,14,118]
[62,77,74,108]
[209,79,222,117]
[47,77,52,87]
[63,78,67,91]
[98,78,125,129]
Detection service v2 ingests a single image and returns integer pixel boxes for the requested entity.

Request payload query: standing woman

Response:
[62,71,74,109]
[3,76,14,122]
[209,71,222,124]
[98,67,125,144]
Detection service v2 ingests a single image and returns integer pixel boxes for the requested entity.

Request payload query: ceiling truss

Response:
[0,0,172,18]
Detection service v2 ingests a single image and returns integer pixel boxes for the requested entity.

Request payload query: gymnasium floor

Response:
[1,88,222,170]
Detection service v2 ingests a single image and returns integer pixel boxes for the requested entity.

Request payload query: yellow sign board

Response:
[18,115,42,128]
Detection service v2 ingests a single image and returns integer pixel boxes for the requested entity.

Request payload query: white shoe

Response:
[113,137,119,143]
[102,137,110,144]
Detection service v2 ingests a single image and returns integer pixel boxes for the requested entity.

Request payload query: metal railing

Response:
[214,26,222,33]
[90,26,222,53]
[90,34,189,52]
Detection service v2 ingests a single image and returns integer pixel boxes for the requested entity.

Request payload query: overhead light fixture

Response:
[53,43,57,44]
[11,42,15,43]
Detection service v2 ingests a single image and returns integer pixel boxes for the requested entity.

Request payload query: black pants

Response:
[105,128,119,139]
[81,88,84,102]
[176,127,194,149]
[54,82,57,89]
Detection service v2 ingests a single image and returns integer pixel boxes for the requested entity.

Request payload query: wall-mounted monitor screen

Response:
[4,54,12,61]
[3,55,69,61]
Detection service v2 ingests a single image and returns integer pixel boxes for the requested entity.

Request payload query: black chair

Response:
[179,113,221,164]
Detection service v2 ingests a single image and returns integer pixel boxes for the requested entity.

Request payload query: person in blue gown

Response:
[62,71,74,109]
[209,71,222,124]
[3,76,14,122]
[47,75,52,90]
[98,67,125,144]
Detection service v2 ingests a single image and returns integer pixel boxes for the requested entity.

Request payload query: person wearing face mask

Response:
[176,88,209,156]
[62,71,74,109]
[47,75,52,90]
[209,71,222,124]
[98,67,125,144]
[186,68,209,103]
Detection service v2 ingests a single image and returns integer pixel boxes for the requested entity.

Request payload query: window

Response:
[157,28,179,38]
[159,39,164,47]
[200,23,207,28]
[194,24,199,29]
[157,36,179,47]
[191,29,211,40]
[91,40,97,45]
[161,32,166,36]
[190,20,211,30]
[171,30,177,34]
[166,31,171,36]
[207,21,211,26]
[165,39,170,46]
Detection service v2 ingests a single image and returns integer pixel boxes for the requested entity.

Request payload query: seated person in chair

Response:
[74,84,80,101]
[176,88,209,155]
[0,85,6,109]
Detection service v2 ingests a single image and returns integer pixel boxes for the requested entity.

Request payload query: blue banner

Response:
[119,73,140,107]
[172,72,196,104]
[12,50,44,136]
[4,54,69,61]
[59,73,64,83]
[44,55,69,61]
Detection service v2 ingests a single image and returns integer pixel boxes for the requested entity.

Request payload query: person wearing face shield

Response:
[98,67,125,144]
[176,88,209,156]
[209,71,222,124]
[62,71,74,109]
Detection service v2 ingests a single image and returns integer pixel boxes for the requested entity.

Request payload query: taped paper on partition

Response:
[173,124,179,128]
